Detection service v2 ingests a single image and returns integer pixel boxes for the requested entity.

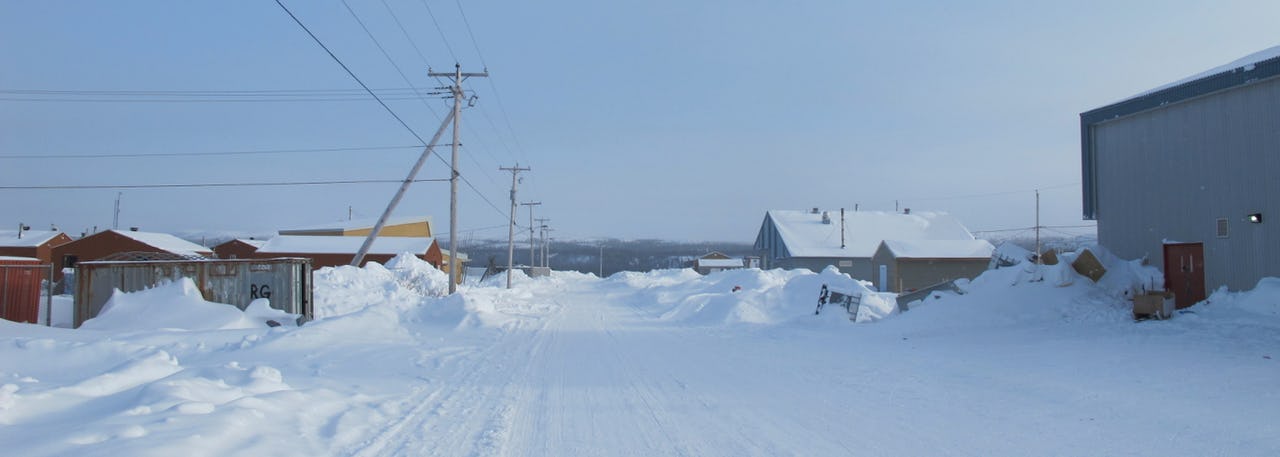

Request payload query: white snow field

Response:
[2,252,1278,456]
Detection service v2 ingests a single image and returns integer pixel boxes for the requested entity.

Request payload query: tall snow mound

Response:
[617,267,895,326]
[314,253,451,318]
[80,278,273,331]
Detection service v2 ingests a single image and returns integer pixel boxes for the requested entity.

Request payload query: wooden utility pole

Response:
[522,202,541,269]
[429,64,487,294]
[499,165,529,289]
[535,218,551,267]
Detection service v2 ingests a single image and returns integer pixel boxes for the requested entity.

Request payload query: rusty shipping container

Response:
[1,257,51,325]
[74,258,312,328]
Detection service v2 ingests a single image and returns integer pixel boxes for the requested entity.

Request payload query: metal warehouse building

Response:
[1081,46,1279,303]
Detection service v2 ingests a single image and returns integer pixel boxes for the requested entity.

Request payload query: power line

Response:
[0,144,423,160]
[0,96,438,103]
[0,88,436,96]
[273,0,426,144]
[340,0,443,120]
[378,0,436,72]
[0,178,449,190]
[415,0,459,63]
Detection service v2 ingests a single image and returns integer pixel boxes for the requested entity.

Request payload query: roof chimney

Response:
[903,208,911,215]
[821,211,831,224]
[811,207,820,214]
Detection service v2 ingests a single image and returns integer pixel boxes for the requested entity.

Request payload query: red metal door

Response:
[1163,243,1205,309]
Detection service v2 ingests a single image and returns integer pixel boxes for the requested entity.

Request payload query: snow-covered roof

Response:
[256,235,435,255]
[279,216,430,234]
[697,258,744,268]
[110,230,211,255]
[0,256,41,262]
[0,230,67,247]
[1129,45,1280,100]
[880,240,995,259]
[766,210,975,258]
[236,239,267,248]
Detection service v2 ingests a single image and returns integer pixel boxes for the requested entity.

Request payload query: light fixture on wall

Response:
[1247,213,1263,223]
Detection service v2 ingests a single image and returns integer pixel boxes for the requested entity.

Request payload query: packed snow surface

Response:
[1,251,1277,456]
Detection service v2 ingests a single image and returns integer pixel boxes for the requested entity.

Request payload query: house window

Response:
[1216,218,1229,238]
[838,260,853,267]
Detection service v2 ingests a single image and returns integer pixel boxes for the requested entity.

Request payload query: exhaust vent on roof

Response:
[822,211,831,224]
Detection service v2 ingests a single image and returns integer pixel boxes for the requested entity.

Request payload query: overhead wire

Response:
[273,0,427,145]
[0,178,449,190]
[0,144,423,160]
[415,0,458,63]
[451,0,527,164]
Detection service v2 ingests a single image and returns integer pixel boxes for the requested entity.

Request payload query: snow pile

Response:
[313,253,450,318]
[79,279,278,331]
[614,266,895,326]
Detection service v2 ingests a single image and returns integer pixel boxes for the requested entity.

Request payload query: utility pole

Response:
[541,226,554,267]
[113,192,122,230]
[599,244,604,277]
[499,165,530,289]
[429,64,488,294]
[535,218,550,266]
[521,202,541,268]
[1035,189,1041,265]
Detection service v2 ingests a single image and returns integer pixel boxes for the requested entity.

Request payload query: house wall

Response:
[883,258,990,293]
[1090,75,1280,291]
[346,221,431,238]
[254,242,443,270]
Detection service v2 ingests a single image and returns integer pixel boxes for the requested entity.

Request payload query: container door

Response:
[1163,242,1205,309]
[878,265,888,292]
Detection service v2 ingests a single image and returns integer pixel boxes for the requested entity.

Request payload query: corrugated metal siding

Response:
[1092,75,1280,291]
[74,258,312,328]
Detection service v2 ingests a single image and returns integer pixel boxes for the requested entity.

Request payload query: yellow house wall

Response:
[345,221,431,238]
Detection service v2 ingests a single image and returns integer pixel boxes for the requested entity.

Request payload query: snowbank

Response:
[79,278,279,331]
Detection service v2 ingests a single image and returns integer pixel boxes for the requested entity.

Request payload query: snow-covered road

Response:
[3,258,1278,456]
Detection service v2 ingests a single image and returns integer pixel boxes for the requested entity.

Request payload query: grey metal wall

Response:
[1091,75,1280,291]
[75,258,313,328]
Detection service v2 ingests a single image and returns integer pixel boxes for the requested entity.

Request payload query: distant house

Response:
[693,252,745,275]
[753,208,979,280]
[50,229,213,279]
[278,216,432,238]
[870,240,995,292]
[253,235,442,269]
[0,230,73,264]
[212,239,266,260]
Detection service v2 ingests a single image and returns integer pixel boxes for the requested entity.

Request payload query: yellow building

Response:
[278,216,432,238]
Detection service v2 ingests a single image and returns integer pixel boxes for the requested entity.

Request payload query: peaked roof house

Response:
[692,251,746,275]
[753,208,979,281]
[212,238,267,260]
[253,235,442,269]
[0,230,73,264]
[49,229,213,279]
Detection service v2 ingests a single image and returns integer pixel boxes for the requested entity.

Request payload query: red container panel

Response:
[0,259,46,324]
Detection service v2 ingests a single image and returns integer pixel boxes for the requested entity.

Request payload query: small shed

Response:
[253,235,442,268]
[213,239,266,260]
[49,230,212,280]
[0,230,73,264]
[871,240,995,292]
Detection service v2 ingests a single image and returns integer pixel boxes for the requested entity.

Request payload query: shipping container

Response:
[0,257,51,324]
[74,258,312,328]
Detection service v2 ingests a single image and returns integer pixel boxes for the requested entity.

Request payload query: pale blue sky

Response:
[2,0,1278,242]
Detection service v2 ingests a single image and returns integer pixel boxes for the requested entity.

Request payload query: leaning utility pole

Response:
[500,165,530,289]
[429,64,488,294]
[351,110,455,267]
[521,202,541,269]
